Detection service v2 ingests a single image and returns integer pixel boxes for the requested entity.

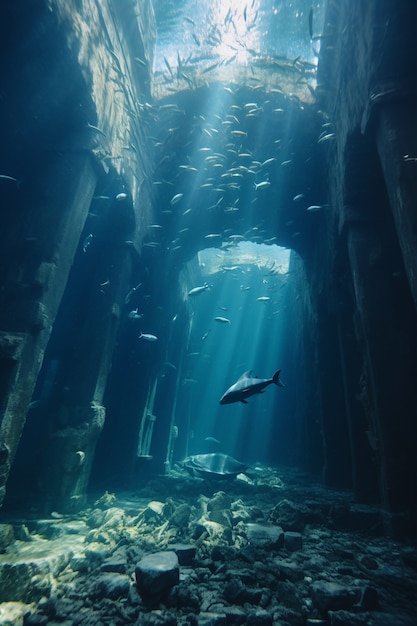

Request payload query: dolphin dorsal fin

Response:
[238,370,252,380]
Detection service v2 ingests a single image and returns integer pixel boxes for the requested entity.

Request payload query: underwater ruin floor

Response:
[0,466,415,626]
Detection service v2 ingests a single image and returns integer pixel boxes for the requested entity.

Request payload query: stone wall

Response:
[287,0,417,530]
[0,0,157,512]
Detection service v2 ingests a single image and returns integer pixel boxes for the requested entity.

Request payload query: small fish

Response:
[318,133,335,143]
[170,193,183,205]
[205,436,221,445]
[293,194,305,202]
[128,308,143,320]
[188,284,209,296]
[306,205,322,212]
[86,122,106,137]
[83,234,93,252]
[257,296,271,302]
[220,369,285,405]
[116,192,128,201]
[0,174,19,184]
[124,283,142,304]
[202,331,210,340]
[254,181,271,191]
[139,332,158,342]
[28,400,41,410]
[214,316,230,324]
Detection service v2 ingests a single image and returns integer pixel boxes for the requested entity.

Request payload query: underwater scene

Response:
[0,0,416,625]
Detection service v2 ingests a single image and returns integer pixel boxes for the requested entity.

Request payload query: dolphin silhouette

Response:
[219,369,285,404]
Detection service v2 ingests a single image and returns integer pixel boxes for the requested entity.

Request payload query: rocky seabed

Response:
[0,467,415,626]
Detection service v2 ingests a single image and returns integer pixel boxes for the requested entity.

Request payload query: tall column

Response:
[346,220,417,525]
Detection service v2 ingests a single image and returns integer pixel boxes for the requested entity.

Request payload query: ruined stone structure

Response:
[0,0,415,536]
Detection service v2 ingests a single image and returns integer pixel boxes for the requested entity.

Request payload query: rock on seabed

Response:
[135,551,179,597]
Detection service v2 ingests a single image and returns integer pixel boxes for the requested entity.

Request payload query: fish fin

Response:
[272,370,285,387]
[238,369,252,380]
[240,399,249,404]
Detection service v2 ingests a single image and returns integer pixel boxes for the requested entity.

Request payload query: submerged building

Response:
[0,0,416,622]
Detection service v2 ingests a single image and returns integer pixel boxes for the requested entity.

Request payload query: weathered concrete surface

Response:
[286,0,417,529]
[0,0,156,512]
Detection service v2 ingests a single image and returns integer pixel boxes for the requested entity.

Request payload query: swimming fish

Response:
[0,174,19,184]
[205,437,221,445]
[254,181,271,190]
[214,316,230,323]
[128,308,143,320]
[139,332,158,342]
[220,369,285,404]
[170,193,184,205]
[188,284,209,296]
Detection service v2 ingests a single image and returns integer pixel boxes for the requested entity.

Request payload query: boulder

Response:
[207,492,232,512]
[0,601,33,626]
[0,524,14,551]
[284,531,303,551]
[311,580,359,613]
[135,551,179,597]
[96,573,130,599]
[268,499,309,531]
[166,543,196,566]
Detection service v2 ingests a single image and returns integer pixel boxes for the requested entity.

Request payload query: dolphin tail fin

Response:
[272,370,285,387]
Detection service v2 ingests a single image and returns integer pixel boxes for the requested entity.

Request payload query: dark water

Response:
[3,0,328,505]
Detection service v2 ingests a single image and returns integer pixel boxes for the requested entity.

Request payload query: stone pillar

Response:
[336,310,379,502]
[346,221,417,524]
[316,299,352,489]
[0,153,97,510]
[375,102,417,309]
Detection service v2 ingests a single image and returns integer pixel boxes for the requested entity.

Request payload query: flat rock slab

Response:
[311,580,360,612]
[246,523,284,549]
[0,532,85,603]
[135,550,179,597]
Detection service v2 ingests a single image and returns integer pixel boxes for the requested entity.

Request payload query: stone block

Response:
[284,531,303,551]
[311,580,359,613]
[135,551,179,597]
[246,523,284,549]
[166,543,196,566]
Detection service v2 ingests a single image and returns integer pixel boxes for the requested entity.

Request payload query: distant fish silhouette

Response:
[205,436,221,445]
